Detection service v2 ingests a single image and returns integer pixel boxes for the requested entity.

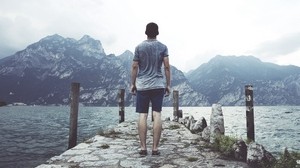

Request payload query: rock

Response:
[188,116,196,130]
[232,140,247,161]
[183,116,190,128]
[178,118,185,124]
[191,117,207,134]
[36,164,68,168]
[165,117,171,121]
[209,104,225,143]
[36,120,250,168]
[247,142,276,167]
[202,126,210,141]
[172,116,179,122]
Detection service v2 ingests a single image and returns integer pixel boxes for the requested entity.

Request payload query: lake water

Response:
[0,106,299,168]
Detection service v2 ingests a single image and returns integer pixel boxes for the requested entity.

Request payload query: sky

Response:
[1,0,300,72]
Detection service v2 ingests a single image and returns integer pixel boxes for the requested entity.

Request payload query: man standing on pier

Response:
[131,22,171,156]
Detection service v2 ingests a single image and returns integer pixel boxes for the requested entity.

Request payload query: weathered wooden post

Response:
[173,90,179,120]
[118,89,125,123]
[178,109,183,118]
[68,82,80,149]
[245,85,255,142]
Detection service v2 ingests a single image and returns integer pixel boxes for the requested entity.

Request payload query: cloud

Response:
[1,0,300,71]
[0,0,121,57]
[254,32,300,57]
[250,32,300,67]
[0,14,41,57]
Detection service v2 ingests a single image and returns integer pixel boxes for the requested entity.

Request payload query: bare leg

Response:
[152,111,162,151]
[138,113,148,150]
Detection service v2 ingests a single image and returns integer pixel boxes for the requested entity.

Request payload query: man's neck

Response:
[147,37,157,40]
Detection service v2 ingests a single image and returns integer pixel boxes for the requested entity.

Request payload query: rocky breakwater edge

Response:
[36,104,297,168]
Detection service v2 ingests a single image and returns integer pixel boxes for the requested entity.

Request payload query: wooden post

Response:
[118,89,125,123]
[173,90,179,120]
[245,85,255,142]
[178,110,183,118]
[68,82,80,149]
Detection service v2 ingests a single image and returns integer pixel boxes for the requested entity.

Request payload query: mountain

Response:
[1,35,299,106]
[0,34,208,106]
[0,34,128,106]
[117,50,209,106]
[186,55,300,105]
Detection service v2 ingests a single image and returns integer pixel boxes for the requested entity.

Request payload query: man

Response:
[131,22,171,156]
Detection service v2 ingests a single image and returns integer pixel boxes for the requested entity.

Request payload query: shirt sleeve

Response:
[163,45,169,57]
[133,46,140,61]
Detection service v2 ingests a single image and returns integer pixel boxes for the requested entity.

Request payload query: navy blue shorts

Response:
[136,88,164,113]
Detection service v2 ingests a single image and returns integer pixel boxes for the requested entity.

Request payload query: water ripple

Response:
[0,106,299,167]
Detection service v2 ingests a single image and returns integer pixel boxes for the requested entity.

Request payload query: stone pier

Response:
[36,120,249,168]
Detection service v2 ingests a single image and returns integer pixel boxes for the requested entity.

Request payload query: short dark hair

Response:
[145,22,159,38]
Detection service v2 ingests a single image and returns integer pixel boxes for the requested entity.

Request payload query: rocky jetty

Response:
[180,104,276,167]
[37,104,285,168]
[36,120,249,168]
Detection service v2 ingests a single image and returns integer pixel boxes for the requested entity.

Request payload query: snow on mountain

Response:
[0,34,205,106]
[1,36,300,106]
[187,55,300,105]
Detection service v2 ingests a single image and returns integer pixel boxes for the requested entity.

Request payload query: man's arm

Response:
[131,61,139,95]
[163,57,171,95]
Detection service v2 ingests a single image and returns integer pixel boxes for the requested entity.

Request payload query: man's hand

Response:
[131,85,137,95]
[165,86,171,97]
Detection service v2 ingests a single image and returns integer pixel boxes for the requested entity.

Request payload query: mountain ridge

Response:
[187,55,300,105]
[1,34,300,106]
[0,34,208,106]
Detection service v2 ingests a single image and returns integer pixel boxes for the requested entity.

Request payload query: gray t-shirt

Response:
[133,39,169,91]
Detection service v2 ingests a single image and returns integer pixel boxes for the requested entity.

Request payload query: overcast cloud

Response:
[1,0,300,72]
